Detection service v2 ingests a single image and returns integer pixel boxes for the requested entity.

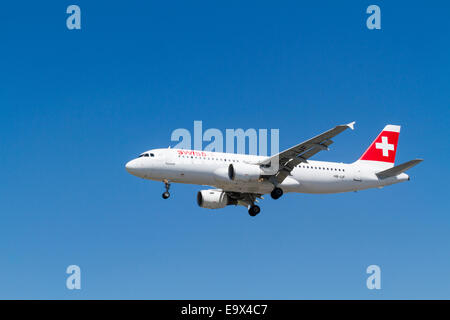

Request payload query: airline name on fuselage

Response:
[176,150,211,157]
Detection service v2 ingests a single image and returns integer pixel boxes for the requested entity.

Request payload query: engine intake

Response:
[197,190,232,209]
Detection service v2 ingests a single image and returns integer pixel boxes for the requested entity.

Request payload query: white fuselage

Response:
[125,148,409,195]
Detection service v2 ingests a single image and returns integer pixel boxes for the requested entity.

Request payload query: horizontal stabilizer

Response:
[376,159,423,179]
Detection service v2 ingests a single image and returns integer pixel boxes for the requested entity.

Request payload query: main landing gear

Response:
[270,187,283,200]
[162,180,171,199]
[248,205,261,217]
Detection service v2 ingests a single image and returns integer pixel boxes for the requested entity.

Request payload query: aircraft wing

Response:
[261,121,355,184]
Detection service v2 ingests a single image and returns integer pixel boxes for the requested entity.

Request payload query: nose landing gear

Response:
[162,180,171,199]
[248,205,261,217]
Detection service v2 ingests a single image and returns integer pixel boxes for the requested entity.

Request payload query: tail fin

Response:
[355,125,401,169]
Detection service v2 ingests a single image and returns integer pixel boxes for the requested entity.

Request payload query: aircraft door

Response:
[165,149,176,166]
[353,168,362,182]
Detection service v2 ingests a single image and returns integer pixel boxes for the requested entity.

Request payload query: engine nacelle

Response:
[228,163,263,182]
[197,190,230,209]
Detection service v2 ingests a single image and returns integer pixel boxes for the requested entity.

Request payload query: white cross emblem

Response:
[375,136,394,157]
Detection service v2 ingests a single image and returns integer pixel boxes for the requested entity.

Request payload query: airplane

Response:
[125,122,423,216]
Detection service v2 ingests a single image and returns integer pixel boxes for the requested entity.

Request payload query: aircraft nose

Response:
[125,159,140,175]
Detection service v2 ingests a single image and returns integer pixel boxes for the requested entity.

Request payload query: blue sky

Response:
[0,1,449,299]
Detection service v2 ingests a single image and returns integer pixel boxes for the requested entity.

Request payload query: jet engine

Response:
[197,190,233,209]
[228,163,263,182]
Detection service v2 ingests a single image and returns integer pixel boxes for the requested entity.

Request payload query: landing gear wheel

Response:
[270,187,283,200]
[162,180,171,199]
[248,205,261,217]
[162,191,170,199]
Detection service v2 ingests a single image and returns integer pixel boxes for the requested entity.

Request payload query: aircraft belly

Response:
[214,181,274,194]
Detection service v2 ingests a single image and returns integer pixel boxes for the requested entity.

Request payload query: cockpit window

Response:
[138,153,155,158]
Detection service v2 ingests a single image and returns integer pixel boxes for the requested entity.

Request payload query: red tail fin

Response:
[359,125,400,164]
